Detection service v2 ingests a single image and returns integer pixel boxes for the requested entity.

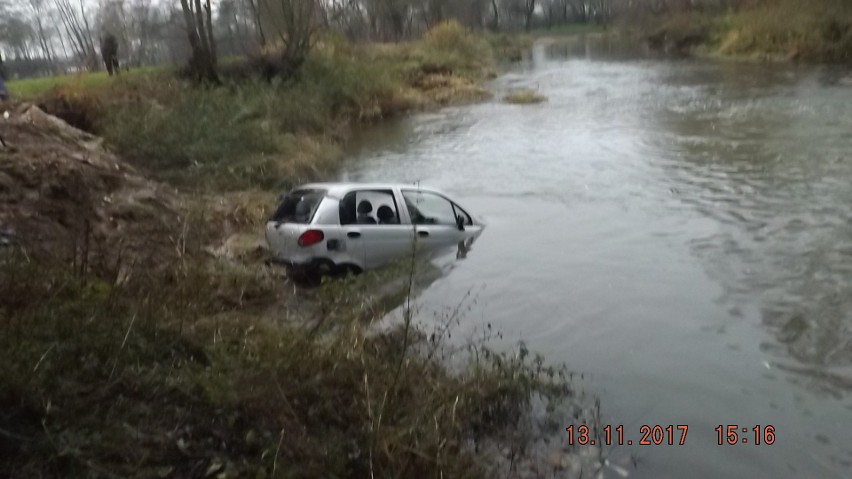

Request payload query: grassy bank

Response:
[0,247,578,478]
[17,22,528,192]
[637,0,852,62]
[0,22,587,478]
[6,67,166,100]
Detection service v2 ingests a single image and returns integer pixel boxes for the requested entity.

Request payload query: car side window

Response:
[340,190,400,226]
[402,191,457,226]
[453,204,472,226]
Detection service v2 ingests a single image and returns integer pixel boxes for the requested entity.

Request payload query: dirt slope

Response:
[0,104,181,278]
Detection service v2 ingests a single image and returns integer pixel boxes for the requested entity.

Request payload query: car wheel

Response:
[287,268,317,285]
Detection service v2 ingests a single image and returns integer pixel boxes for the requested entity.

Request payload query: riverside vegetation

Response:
[503,89,548,105]
[20,23,517,191]
[634,0,852,62]
[0,22,594,478]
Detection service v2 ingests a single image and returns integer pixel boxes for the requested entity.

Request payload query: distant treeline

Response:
[0,0,841,80]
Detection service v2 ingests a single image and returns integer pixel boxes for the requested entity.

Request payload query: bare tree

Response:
[55,0,99,69]
[0,17,36,60]
[367,0,413,40]
[179,0,218,82]
[28,0,56,66]
[259,0,324,73]
[122,0,175,67]
[244,0,267,45]
[215,0,263,56]
[489,0,500,29]
[421,0,447,29]
[523,0,536,30]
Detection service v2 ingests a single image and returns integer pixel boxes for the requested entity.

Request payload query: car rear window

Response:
[270,189,326,224]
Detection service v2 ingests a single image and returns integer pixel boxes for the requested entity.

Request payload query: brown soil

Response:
[0,103,182,279]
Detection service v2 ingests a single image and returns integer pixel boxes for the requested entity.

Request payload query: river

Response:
[338,37,852,478]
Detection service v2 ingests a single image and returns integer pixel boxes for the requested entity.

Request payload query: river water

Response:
[339,37,852,478]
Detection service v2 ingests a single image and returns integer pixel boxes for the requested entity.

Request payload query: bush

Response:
[504,89,547,104]
[424,20,472,51]
[284,46,400,124]
[101,81,285,189]
[419,20,494,79]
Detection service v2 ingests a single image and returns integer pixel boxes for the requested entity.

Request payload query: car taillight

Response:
[298,229,324,247]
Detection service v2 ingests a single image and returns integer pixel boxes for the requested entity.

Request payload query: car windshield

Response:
[270,189,325,223]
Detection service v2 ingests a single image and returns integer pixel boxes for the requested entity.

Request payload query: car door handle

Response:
[417,231,429,237]
[347,232,361,238]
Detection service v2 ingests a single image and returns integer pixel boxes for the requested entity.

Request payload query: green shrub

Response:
[99,47,416,189]
[101,81,283,188]
[284,46,400,124]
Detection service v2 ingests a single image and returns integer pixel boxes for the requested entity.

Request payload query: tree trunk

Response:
[194,0,211,58]
[204,0,217,65]
[179,0,218,82]
[36,18,54,64]
[246,0,266,46]
[490,0,499,31]
[524,0,536,31]
[78,0,98,69]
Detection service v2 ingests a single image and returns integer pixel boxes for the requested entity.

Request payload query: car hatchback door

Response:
[266,188,326,262]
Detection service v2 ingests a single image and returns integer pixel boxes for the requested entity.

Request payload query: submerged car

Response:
[266,183,485,275]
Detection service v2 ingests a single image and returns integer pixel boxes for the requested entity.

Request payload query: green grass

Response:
[6,66,166,100]
[97,50,405,191]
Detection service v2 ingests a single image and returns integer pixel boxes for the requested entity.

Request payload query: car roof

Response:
[294,182,447,197]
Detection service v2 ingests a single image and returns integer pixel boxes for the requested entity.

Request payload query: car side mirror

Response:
[456,215,465,231]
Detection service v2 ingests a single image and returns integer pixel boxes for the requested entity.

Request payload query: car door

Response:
[335,190,368,270]
[401,190,466,258]
[340,189,413,269]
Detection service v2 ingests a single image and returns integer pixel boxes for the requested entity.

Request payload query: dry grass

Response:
[0,239,581,478]
[717,0,852,61]
[504,89,548,104]
[634,0,852,62]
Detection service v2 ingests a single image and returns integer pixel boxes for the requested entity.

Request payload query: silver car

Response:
[265,183,485,275]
